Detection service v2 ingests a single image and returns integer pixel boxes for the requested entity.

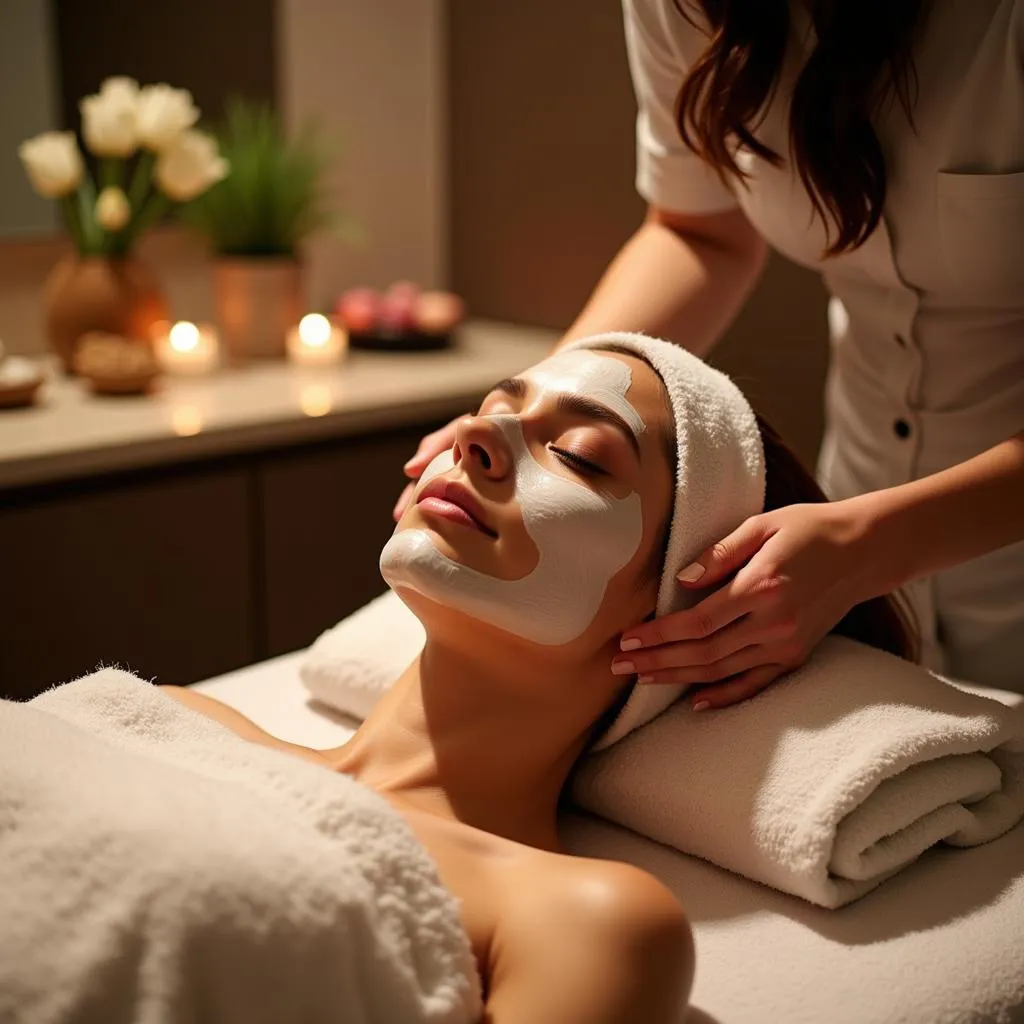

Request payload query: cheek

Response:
[525,472,644,592]
[419,448,455,485]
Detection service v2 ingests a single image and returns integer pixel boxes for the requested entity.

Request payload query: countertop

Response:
[0,319,557,491]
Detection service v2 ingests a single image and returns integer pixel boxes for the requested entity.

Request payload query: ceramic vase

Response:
[213,257,303,363]
[44,255,170,375]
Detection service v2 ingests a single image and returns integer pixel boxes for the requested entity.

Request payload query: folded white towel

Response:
[0,669,481,1024]
[302,594,1024,907]
[571,636,1024,908]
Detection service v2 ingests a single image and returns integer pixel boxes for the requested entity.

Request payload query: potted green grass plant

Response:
[182,100,335,362]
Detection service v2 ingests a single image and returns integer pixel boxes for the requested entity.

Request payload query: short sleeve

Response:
[622,0,738,213]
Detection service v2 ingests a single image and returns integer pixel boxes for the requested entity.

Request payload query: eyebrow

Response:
[490,377,642,462]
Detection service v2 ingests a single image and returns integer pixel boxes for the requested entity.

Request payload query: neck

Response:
[326,631,622,851]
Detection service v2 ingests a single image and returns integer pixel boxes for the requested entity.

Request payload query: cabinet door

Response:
[259,424,444,656]
[0,467,254,699]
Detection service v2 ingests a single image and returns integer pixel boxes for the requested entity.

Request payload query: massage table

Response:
[195,652,1024,1024]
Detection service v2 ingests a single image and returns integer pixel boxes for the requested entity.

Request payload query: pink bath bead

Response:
[379,282,420,334]
[336,288,382,334]
[414,291,465,335]
[385,280,420,303]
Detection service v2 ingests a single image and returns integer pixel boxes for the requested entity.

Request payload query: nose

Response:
[453,415,512,480]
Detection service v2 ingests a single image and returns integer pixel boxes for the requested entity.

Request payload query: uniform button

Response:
[894,333,907,347]
[894,418,911,439]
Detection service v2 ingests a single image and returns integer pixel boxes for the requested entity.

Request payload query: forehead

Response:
[522,349,668,435]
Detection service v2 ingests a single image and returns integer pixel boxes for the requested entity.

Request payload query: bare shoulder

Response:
[485,850,693,1023]
[544,853,689,942]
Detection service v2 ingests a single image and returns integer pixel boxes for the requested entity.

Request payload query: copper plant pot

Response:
[214,257,303,363]
[44,256,170,375]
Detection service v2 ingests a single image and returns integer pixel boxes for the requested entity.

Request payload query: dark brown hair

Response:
[673,0,925,255]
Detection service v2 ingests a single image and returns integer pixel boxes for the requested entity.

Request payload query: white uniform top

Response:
[624,0,1024,690]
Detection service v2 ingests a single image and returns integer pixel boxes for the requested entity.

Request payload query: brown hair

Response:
[673,0,925,255]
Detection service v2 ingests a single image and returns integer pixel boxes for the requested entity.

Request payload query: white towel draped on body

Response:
[572,637,1024,908]
[0,669,481,1024]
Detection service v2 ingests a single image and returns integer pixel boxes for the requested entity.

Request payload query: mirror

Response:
[0,1,61,237]
[0,0,275,241]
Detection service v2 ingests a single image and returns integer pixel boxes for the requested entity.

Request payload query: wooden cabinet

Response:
[259,429,423,657]
[0,421,443,700]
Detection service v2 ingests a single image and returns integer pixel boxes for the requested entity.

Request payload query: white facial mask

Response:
[380,352,646,646]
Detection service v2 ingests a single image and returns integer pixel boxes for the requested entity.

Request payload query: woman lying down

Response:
[162,333,913,1022]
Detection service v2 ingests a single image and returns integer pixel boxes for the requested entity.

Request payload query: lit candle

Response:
[286,313,347,366]
[155,321,220,375]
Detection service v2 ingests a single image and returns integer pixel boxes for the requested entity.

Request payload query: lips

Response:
[416,478,497,537]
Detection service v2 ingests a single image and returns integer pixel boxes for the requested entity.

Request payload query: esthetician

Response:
[397,0,1024,697]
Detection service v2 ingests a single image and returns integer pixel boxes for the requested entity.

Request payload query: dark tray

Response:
[348,328,453,352]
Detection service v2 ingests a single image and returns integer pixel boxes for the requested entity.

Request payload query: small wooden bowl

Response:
[84,370,160,396]
[0,377,44,409]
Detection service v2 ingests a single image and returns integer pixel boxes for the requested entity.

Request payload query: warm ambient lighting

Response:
[286,313,347,366]
[169,321,200,352]
[155,321,220,375]
[170,405,203,437]
[299,384,333,418]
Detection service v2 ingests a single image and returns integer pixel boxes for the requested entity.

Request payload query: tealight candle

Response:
[286,313,347,366]
[155,321,220,375]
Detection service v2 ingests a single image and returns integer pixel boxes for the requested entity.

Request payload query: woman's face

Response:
[380,350,673,653]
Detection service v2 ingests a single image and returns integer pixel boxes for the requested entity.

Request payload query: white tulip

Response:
[137,84,199,151]
[95,186,131,231]
[18,131,84,198]
[80,76,140,158]
[155,130,229,201]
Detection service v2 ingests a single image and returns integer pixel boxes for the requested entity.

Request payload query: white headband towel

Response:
[564,333,766,749]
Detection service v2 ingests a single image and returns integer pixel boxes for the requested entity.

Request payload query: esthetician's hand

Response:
[614,500,882,709]
[393,416,465,520]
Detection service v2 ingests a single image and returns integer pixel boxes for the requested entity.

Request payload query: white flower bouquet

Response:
[18,76,229,256]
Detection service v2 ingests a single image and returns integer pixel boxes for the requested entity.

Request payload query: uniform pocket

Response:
[936,170,1024,305]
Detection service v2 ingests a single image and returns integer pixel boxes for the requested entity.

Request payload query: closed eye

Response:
[550,446,608,477]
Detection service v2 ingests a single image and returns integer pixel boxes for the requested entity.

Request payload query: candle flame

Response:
[169,321,200,353]
[298,313,331,349]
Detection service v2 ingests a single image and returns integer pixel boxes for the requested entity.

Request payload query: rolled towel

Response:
[570,636,1024,908]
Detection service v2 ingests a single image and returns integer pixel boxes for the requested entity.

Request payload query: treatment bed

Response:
[195,652,1024,1024]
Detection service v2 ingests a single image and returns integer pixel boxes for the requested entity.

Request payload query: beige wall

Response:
[1,3,830,466]
[0,0,446,356]
[279,0,447,307]
[447,0,831,467]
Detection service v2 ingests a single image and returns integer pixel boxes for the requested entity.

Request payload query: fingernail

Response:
[692,700,711,712]
[403,458,420,472]
[678,562,706,583]
[611,660,635,676]
[637,674,655,685]
[619,637,642,652]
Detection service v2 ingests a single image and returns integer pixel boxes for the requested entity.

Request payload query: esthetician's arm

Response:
[395,205,766,517]
[560,204,767,348]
